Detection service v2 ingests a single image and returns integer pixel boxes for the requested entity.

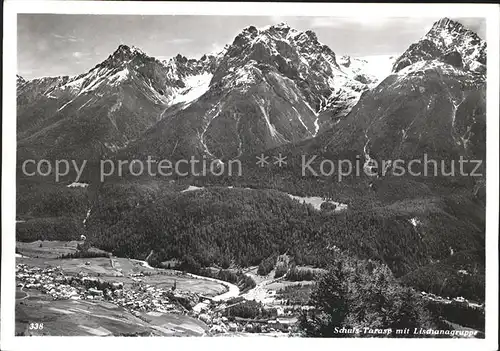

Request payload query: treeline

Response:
[215,269,256,292]
[425,300,484,332]
[257,257,324,281]
[274,255,290,278]
[64,276,116,293]
[58,241,110,259]
[286,267,323,281]
[257,256,276,276]
[16,217,85,242]
[82,184,484,307]
[195,144,483,209]
[223,300,277,320]
[17,181,88,219]
[59,251,109,259]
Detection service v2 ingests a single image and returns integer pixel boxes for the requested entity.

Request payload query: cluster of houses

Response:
[110,281,197,314]
[420,291,484,310]
[190,297,300,335]
[15,263,198,315]
[200,311,298,335]
[17,264,81,300]
[16,263,305,336]
[213,316,298,334]
[16,264,126,301]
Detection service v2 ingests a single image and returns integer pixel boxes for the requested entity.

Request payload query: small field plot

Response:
[17,256,118,276]
[16,241,81,259]
[141,273,227,296]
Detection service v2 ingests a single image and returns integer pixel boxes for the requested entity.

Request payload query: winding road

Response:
[131,258,285,304]
[130,259,240,302]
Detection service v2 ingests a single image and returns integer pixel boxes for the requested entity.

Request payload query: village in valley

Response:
[15,239,313,336]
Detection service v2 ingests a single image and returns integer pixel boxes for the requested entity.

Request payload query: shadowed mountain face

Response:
[125,23,373,161]
[300,19,486,160]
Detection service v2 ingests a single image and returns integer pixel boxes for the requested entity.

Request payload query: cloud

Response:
[269,16,287,24]
[309,17,436,29]
[35,39,50,53]
[18,69,33,78]
[310,17,390,28]
[52,33,84,43]
[164,38,193,44]
[71,52,93,62]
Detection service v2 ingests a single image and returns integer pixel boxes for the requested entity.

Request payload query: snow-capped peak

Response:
[429,17,466,34]
[100,44,150,68]
[393,18,486,74]
[114,44,146,57]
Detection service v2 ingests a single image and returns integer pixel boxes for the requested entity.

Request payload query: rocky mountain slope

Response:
[16,45,223,160]
[358,18,486,178]
[209,19,487,296]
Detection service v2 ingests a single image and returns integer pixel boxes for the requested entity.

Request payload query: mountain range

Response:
[17,22,398,162]
[17,18,486,168]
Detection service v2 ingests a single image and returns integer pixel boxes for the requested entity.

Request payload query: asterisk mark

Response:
[273,153,287,167]
[256,153,269,168]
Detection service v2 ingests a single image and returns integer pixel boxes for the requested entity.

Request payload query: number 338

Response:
[29,322,44,330]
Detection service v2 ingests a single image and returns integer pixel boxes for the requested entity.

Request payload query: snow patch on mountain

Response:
[291,106,313,136]
[170,73,213,106]
[424,18,486,67]
[57,98,76,112]
[232,64,258,89]
[397,59,468,78]
[339,54,396,87]
[109,68,130,85]
[255,96,279,140]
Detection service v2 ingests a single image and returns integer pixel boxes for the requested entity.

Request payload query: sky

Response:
[17,15,486,80]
